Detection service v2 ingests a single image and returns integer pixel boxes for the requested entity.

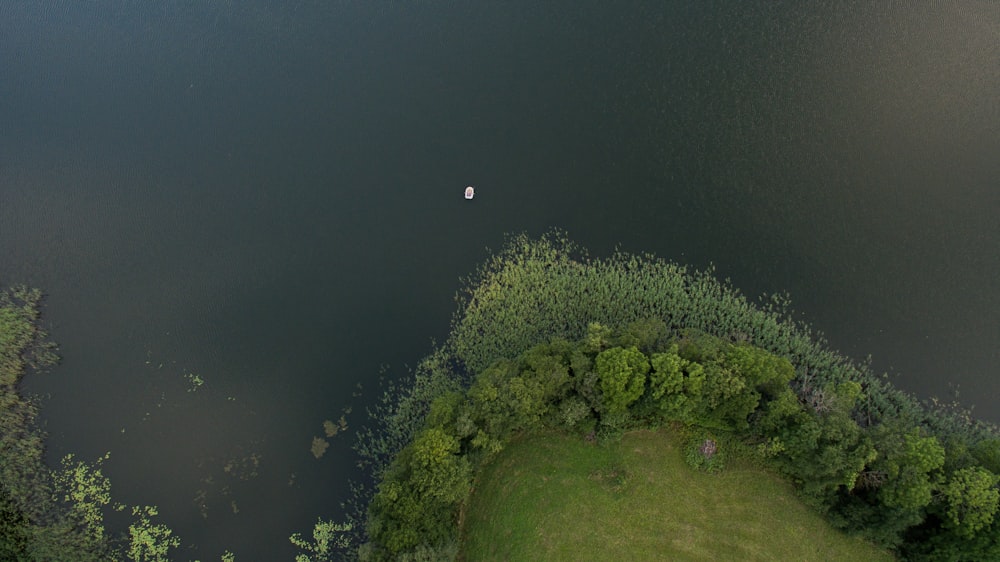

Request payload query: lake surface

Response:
[2,1,998,559]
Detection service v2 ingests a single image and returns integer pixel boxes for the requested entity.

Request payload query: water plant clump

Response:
[311,437,330,459]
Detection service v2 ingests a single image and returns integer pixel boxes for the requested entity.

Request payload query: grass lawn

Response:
[459,429,895,561]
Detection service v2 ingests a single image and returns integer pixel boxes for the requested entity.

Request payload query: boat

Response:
[465,186,475,199]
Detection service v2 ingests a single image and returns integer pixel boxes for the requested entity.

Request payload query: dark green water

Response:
[2,1,997,558]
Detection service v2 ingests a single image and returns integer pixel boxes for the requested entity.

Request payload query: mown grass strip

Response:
[461,429,895,561]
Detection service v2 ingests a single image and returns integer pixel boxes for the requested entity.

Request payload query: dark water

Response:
[2,1,998,558]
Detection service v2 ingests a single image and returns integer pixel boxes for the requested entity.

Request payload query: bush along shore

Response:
[295,232,1000,561]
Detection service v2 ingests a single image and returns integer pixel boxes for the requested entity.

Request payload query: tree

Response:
[518,341,572,402]
[837,423,947,547]
[877,430,945,512]
[366,427,470,557]
[595,346,649,415]
[723,344,795,400]
[648,346,686,401]
[582,322,614,354]
[466,360,549,439]
[768,383,877,508]
[647,345,704,423]
[940,467,1000,538]
[615,318,669,353]
[697,362,759,430]
[408,428,471,504]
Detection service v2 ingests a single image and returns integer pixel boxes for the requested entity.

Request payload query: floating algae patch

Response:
[222,450,261,481]
[310,437,329,459]
[322,420,338,437]
[311,408,352,458]
[184,371,205,392]
[192,440,264,519]
[322,415,348,437]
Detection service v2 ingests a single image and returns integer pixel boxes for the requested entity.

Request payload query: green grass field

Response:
[459,429,895,561]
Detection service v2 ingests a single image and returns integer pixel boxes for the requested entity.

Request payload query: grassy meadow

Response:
[460,429,895,562]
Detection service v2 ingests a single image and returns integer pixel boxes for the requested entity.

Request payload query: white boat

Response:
[465,186,475,200]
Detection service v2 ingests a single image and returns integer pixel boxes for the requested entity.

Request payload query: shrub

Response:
[557,395,595,432]
[683,429,726,473]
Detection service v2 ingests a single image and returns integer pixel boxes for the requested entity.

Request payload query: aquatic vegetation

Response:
[311,437,330,459]
[289,518,355,562]
[184,372,205,392]
[324,415,348,438]
[126,505,180,562]
[222,450,261,481]
[323,420,338,437]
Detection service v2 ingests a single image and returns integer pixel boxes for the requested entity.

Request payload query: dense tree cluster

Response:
[335,233,1000,561]
[359,325,1000,561]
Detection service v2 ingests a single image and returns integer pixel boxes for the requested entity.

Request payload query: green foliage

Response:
[674,329,729,364]
[646,346,705,423]
[595,410,633,443]
[647,346,686,401]
[940,467,1000,538]
[764,385,877,510]
[466,361,545,440]
[556,395,595,432]
[365,429,472,557]
[443,231,934,432]
[582,322,614,354]
[753,386,807,437]
[594,346,649,415]
[0,481,31,561]
[397,541,459,562]
[877,429,945,511]
[614,318,669,353]
[832,423,950,548]
[0,306,32,384]
[461,341,575,442]
[425,391,464,432]
[971,439,1000,474]
[518,339,573,402]
[367,480,449,556]
[409,429,471,504]
[723,344,795,400]
[354,348,463,480]
[696,361,759,430]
